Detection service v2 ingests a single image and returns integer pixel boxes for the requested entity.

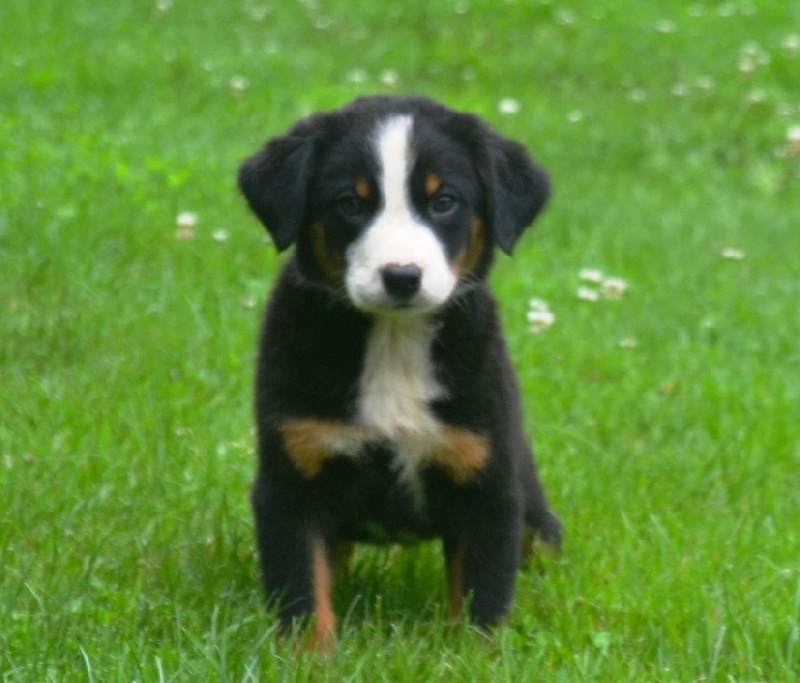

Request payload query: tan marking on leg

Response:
[425,172,442,197]
[428,426,490,484]
[312,222,345,281]
[310,536,336,652]
[279,419,368,478]
[451,217,486,277]
[355,176,371,199]
[446,543,465,623]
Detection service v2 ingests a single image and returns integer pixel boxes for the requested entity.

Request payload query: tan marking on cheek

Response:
[310,536,336,652]
[429,426,490,484]
[355,176,371,199]
[425,172,442,197]
[451,217,486,278]
[312,222,345,282]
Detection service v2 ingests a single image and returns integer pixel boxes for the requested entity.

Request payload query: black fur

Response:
[239,95,561,637]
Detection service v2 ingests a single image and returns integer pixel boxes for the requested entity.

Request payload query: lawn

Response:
[1,0,799,680]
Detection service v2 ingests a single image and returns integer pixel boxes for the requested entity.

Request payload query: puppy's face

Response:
[313,115,486,311]
[239,96,550,314]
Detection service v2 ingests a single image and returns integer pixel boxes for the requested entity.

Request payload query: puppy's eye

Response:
[336,195,367,218]
[430,193,456,215]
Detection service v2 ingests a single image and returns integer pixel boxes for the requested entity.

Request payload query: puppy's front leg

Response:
[251,474,337,650]
[444,498,524,627]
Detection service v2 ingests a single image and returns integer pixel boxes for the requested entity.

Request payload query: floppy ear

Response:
[238,128,316,252]
[480,130,551,255]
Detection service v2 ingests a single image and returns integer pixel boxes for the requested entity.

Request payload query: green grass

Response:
[2,0,799,680]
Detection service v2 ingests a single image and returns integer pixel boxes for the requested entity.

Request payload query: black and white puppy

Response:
[238,95,561,647]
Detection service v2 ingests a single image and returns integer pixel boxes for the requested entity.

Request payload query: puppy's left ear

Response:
[480,130,551,255]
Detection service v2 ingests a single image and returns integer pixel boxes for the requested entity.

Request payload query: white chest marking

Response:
[357,315,444,480]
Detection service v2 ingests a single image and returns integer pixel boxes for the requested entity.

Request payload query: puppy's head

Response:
[238,96,550,313]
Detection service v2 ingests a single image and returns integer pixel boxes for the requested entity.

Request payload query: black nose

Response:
[381,263,422,302]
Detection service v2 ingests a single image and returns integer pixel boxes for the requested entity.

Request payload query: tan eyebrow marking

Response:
[424,172,442,197]
[355,177,371,199]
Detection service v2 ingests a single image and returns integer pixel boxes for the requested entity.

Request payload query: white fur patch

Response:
[357,315,444,484]
[344,116,457,312]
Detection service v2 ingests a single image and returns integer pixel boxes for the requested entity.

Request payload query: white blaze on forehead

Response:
[344,115,457,311]
[379,115,414,218]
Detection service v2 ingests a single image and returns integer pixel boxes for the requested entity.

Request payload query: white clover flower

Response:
[721,247,745,260]
[175,212,197,240]
[717,2,735,17]
[528,297,550,313]
[212,229,230,243]
[739,42,771,74]
[528,310,555,334]
[787,125,800,156]
[346,68,367,84]
[577,287,599,302]
[579,268,604,284]
[601,277,628,300]
[230,76,249,93]
[527,298,555,334]
[783,34,800,57]
[627,88,648,103]
[498,98,521,115]
[739,54,757,75]
[671,82,689,98]
[695,76,716,92]
[654,19,677,34]
[249,6,270,22]
[555,8,577,25]
[380,69,399,87]
[177,211,197,228]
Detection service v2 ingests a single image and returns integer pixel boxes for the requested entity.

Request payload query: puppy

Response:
[238,95,561,648]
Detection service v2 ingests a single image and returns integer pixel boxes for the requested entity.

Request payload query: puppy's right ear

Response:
[238,128,316,252]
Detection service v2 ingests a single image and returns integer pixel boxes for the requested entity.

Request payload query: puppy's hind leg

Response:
[519,446,562,554]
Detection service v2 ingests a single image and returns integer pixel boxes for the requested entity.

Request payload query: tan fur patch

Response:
[355,176,371,199]
[312,222,345,281]
[279,419,366,478]
[281,419,488,483]
[451,217,486,277]
[310,536,336,652]
[430,426,490,483]
[425,172,442,197]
